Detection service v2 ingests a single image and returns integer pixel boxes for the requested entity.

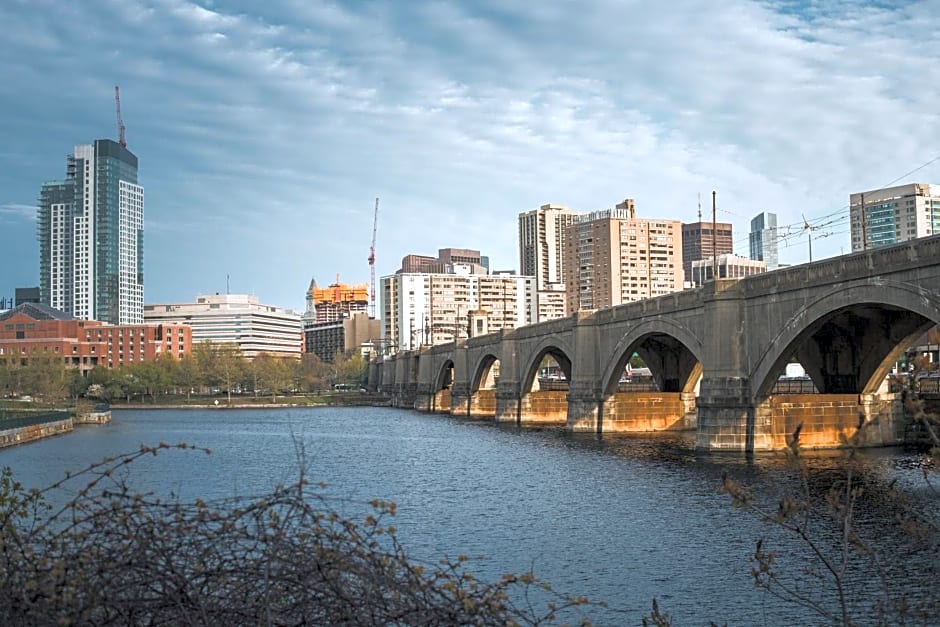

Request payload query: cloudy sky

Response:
[2,0,939,311]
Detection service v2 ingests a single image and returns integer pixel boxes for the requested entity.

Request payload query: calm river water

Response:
[1,407,937,625]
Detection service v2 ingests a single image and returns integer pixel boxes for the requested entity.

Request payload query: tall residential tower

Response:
[518,203,580,321]
[562,199,683,314]
[38,139,144,324]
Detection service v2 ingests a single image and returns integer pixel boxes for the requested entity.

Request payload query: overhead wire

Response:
[715,153,940,255]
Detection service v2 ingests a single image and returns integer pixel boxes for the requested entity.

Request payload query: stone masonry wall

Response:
[602,393,688,432]
[0,418,73,448]
[519,391,568,424]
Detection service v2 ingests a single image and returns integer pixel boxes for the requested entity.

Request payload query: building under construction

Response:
[303,277,369,324]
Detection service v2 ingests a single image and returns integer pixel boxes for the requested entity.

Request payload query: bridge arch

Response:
[601,319,705,395]
[520,338,574,395]
[470,353,501,393]
[434,359,455,391]
[751,282,940,398]
[430,358,455,413]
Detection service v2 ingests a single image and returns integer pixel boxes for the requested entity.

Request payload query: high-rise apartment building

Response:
[681,221,733,284]
[749,212,778,270]
[518,203,581,322]
[562,199,683,314]
[850,183,940,251]
[144,294,302,359]
[38,139,144,324]
[381,269,535,352]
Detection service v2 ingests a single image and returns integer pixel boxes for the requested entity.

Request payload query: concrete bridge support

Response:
[567,384,603,432]
[449,381,471,417]
[467,389,497,418]
[750,392,904,449]
[495,381,521,424]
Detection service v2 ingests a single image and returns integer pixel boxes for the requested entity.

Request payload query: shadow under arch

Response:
[594,320,704,434]
[600,319,705,395]
[750,282,940,399]
[430,359,455,413]
[520,342,573,396]
[466,353,500,418]
[470,353,501,394]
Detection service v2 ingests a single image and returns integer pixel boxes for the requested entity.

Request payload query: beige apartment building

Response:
[563,199,683,314]
[518,203,581,322]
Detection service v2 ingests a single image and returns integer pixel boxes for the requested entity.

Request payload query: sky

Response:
[1,0,939,313]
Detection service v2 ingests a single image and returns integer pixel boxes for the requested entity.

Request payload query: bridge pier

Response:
[416,383,452,413]
[450,382,471,417]
[567,383,602,433]
[695,377,765,452]
[495,382,521,424]
[468,389,498,418]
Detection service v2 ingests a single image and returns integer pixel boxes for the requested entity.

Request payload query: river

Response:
[1,406,937,625]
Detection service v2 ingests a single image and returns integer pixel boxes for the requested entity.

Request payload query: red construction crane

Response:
[368,198,379,318]
[114,85,126,148]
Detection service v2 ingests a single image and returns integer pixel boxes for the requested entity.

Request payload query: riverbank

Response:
[0,407,111,448]
[109,393,391,410]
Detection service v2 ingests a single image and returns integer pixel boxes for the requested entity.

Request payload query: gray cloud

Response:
[1,0,938,308]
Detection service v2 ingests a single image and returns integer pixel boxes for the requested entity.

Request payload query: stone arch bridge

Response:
[371,236,940,452]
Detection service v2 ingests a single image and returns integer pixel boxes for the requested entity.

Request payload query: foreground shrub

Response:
[0,444,595,626]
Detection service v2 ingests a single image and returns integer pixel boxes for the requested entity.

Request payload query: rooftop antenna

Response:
[697,192,702,222]
[114,85,127,148]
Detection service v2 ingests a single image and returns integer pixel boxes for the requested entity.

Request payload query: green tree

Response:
[0,355,24,399]
[296,353,328,393]
[251,353,295,402]
[175,354,199,398]
[195,342,245,404]
[333,351,368,389]
[21,353,70,405]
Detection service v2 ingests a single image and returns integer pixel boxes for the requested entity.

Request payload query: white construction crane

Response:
[368,198,379,318]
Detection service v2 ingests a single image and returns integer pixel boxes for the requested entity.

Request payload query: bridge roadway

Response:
[371,235,940,452]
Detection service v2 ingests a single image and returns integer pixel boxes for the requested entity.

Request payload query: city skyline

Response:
[2,1,940,312]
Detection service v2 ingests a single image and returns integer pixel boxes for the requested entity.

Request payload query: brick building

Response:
[0,302,191,373]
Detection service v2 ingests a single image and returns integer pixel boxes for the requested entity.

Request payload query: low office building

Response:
[0,302,191,373]
[304,312,381,363]
[690,254,766,287]
[144,293,302,359]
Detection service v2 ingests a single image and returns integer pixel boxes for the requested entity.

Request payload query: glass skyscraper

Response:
[38,139,144,324]
[748,211,778,270]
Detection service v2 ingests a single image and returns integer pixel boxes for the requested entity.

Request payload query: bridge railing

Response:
[617,377,658,392]
[771,379,818,394]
